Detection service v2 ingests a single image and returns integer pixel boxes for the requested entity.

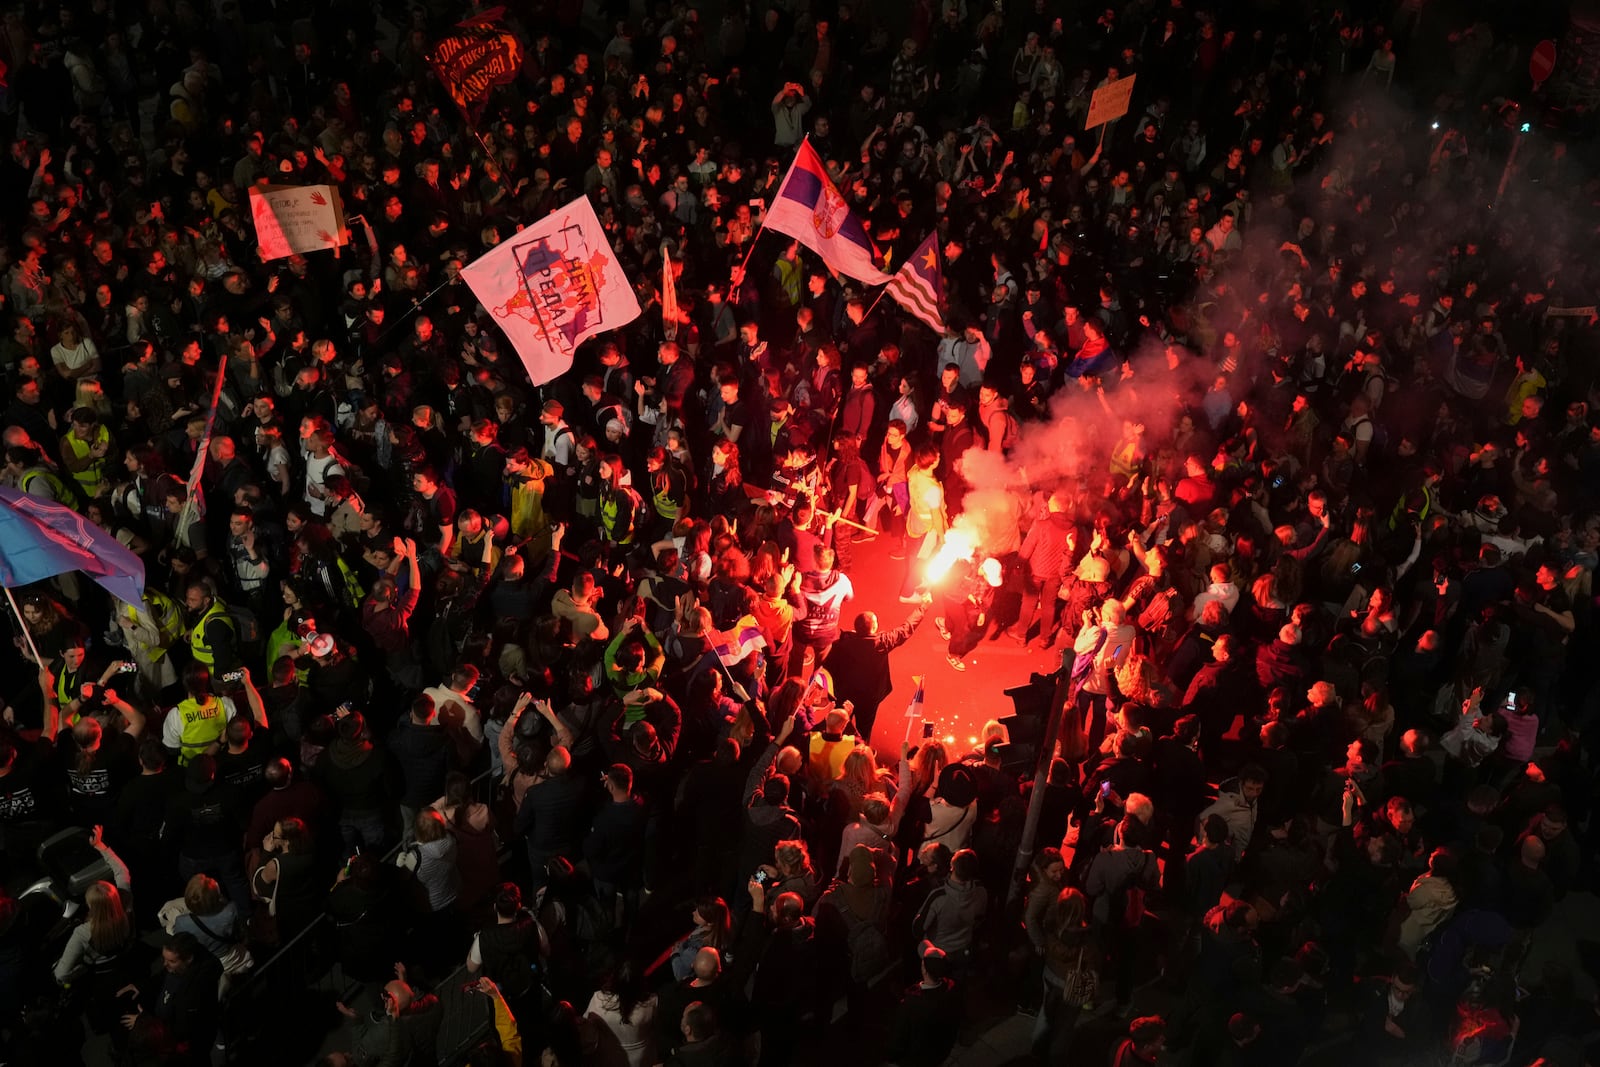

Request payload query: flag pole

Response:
[3,586,43,666]
[730,136,808,288]
[862,285,892,320]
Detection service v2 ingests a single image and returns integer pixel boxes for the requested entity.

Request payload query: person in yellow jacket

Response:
[475,978,523,1066]
[116,590,184,691]
[161,663,268,765]
[183,581,238,672]
[60,407,114,500]
[503,448,554,557]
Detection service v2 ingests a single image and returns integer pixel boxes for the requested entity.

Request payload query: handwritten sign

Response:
[1085,73,1137,130]
[248,184,346,261]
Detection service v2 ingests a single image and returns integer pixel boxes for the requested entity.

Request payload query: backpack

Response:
[228,605,264,649]
[1136,586,1179,637]
[1115,851,1150,928]
[998,411,1020,452]
[1347,414,1389,462]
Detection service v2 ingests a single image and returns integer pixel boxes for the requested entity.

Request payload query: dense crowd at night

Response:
[0,1,1597,1066]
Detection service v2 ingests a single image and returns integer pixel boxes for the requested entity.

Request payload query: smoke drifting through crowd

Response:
[921,80,1596,591]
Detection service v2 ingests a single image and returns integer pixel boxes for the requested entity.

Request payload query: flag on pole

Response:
[430,10,523,123]
[661,240,679,342]
[902,674,927,743]
[178,356,228,532]
[884,233,948,334]
[904,674,926,718]
[710,615,768,667]
[766,137,891,285]
[0,486,146,604]
[462,195,641,386]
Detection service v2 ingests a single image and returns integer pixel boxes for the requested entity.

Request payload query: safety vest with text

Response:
[173,696,226,764]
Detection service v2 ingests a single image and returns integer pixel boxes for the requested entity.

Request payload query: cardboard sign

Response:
[248,184,346,261]
[1085,73,1137,130]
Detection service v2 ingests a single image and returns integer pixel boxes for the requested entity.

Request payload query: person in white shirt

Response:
[302,427,343,518]
[50,322,101,382]
[539,399,573,469]
[423,664,485,747]
[937,325,991,388]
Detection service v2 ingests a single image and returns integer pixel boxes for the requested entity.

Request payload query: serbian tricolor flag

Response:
[711,615,768,667]
[766,137,890,285]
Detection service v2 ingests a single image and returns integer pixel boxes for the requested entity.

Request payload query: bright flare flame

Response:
[923,528,979,585]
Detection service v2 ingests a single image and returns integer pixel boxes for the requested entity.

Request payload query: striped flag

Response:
[710,614,768,667]
[661,240,679,341]
[884,233,947,334]
[902,673,926,743]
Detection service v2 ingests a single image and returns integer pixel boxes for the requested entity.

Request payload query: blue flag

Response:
[0,486,146,605]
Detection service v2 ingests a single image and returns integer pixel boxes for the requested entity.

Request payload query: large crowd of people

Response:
[0,0,1598,1066]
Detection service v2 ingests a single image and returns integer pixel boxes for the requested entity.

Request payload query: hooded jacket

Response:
[793,568,853,643]
[1397,872,1458,958]
[552,588,610,642]
[1255,637,1311,693]
[1190,580,1240,620]
[1198,781,1258,858]
[918,876,988,955]
[1084,844,1155,924]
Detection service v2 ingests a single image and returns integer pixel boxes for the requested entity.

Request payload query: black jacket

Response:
[584,795,647,885]
[387,720,450,808]
[514,773,587,856]
[887,978,962,1067]
[826,605,926,714]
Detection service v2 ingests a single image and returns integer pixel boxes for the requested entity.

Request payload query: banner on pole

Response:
[462,196,641,386]
[248,185,346,261]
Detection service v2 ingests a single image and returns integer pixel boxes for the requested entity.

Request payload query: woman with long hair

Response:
[55,880,136,1035]
[584,957,658,1067]
[54,880,133,983]
[1035,885,1094,1058]
[809,343,843,414]
[666,896,731,981]
[889,372,923,436]
[706,434,743,517]
[706,546,755,630]
[895,740,949,854]
[19,594,88,670]
[433,772,498,913]
[645,446,688,539]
